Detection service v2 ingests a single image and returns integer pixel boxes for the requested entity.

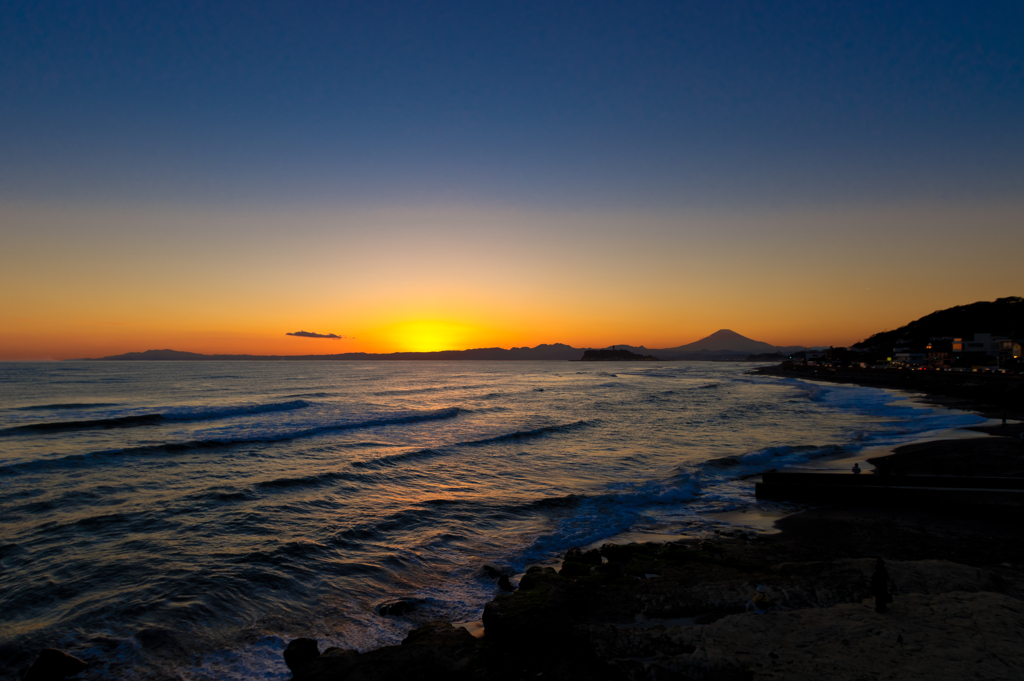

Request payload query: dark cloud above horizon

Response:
[286,330,347,340]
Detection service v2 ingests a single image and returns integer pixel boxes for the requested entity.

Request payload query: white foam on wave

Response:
[518,474,703,563]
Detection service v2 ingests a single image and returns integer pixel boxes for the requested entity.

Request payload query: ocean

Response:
[0,360,984,679]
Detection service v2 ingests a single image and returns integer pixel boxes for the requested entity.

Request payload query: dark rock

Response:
[22,649,87,681]
[565,540,602,573]
[497,574,515,591]
[402,621,478,648]
[699,540,724,557]
[483,568,577,648]
[283,638,320,674]
[481,564,505,579]
[376,599,416,616]
[293,623,482,681]
[600,542,644,563]
[693,612,725,624]
[594,561,625,578]
[559,561,590,577]
[600,541,680,576]
[565,547,602,565]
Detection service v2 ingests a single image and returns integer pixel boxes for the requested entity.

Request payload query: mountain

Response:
[81,344,589,361]
[581,349,659,361]
[77,332,822,362]
[602,331,812,359]
[854,297,1024,351]
[664,329,778,354]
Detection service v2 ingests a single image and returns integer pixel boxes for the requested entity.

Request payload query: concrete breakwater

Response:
[755,471,1024,507]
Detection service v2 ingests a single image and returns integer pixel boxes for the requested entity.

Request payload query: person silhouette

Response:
[852,463,862,475]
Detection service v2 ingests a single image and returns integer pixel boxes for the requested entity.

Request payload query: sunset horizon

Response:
[4,4,1024,677]
[3,3,1022,362]
[6,199,1021,360]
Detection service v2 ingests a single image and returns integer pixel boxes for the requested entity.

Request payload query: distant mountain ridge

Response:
[76,331,820,361]
[581,349,658,361]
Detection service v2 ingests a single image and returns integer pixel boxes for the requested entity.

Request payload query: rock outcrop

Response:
[22,649,88,681]
[291,622,481,680]
[608,591,1024,680]
[282,508,1024,680]
[283,638,320,676]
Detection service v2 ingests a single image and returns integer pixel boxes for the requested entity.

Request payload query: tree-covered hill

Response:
[854,297,1024,350]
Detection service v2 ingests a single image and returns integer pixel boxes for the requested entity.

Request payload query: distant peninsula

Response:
[72,330,823,362]
[580,348,658,361]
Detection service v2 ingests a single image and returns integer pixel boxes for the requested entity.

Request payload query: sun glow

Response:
[383,321,478,353]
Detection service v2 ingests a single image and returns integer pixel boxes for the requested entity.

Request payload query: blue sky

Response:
[3,1,1024,359]
[4,0,1022,209]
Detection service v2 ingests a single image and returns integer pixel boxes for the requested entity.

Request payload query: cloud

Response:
[286,330,348,340]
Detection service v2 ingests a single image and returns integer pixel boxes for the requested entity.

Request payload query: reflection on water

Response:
[0,361,982,679]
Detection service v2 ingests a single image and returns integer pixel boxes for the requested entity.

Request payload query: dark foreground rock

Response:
[292,622,481,681]
[376,600,416,616]
[21,649,87,681]
[287,503,1024,680]
[284,638,321,675]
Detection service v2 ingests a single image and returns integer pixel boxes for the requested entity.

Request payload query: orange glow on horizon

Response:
[2,201,1022,361]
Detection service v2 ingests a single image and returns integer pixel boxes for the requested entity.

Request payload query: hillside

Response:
[854,297,1024,350]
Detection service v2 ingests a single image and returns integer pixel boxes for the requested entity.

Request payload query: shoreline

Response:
[752,362,1024,477]
[751,363,1024,422]
[281,367,1024,680]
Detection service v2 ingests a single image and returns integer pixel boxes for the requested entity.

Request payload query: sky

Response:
[2,1,1022,359]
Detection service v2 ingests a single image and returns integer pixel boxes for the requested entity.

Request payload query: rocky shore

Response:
[278,367,1024,681]
[284,499,1024,680]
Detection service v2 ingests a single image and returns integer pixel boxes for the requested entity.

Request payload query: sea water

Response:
[0,361,983,679]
